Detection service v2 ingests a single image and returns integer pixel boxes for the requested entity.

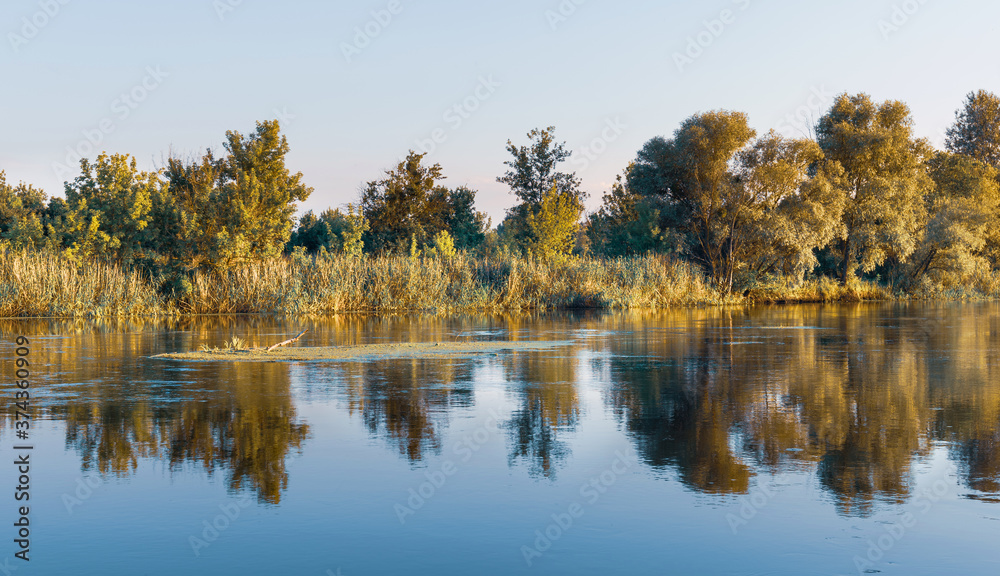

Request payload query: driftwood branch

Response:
[265,330,308,352]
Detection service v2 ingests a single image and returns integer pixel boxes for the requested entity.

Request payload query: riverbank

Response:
[1,250,996,318]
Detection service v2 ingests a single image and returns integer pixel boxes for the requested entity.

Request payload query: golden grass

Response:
[0,249,163,318]
[2,249,965,319]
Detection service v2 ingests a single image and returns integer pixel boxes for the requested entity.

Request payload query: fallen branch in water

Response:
[265,330,308,352]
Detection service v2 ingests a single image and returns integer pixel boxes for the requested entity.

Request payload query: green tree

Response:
[586,165,676,257]
[498,127,585,255]
[630,111,757,291]
[445,186,488,251]
[523,185,582,260]
[289,205,368,256]
[497,126,583,207]
[161,120,311,267]
[910,152,1000,284]
[62,153,160,262]
[733,132,847,281]
[361,151,450,253]
[946,90,1000,169]
[816,93,933,283]
[0,171,48,250]
[215,120,313,263]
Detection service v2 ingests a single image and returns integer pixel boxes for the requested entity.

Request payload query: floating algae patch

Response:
[153,340,574,362]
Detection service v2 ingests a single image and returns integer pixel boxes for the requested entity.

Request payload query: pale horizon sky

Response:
[2,0,999,223]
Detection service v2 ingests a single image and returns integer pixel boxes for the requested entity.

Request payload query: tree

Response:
[445,186,488,251]
[497,127,585,255]
[817,93,933,283]
[215,120,313,263]
[524,185,582,260]
[288,205,368,256]
[0,171,48,250]
[361,151,450,253]
[161,120,312,267]
[586,165,676,257]
[909,152,1000,284]
[946,90,1000,169]
[732,132,847,281]
[62,153,160,262]
[629,111,756,291]
[497,126,584,206]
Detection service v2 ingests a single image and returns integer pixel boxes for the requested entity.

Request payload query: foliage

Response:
[62,153,160,263]
[161,120,312,267]
[909,152,1000,286]
[817,93,933,283]
[0,171,48,250]
[361,151,450,254]
[946,90,1000,169]
[523,185,583,260]
[497,126,583,206]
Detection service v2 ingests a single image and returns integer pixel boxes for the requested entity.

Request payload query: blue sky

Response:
[2,0,999,222]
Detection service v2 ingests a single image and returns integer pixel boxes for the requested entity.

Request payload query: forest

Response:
[2,90,1000,316]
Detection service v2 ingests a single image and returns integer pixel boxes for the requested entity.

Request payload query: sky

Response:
[2,0,999,223]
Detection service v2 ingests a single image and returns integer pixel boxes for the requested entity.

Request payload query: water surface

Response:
[2,303,999,575]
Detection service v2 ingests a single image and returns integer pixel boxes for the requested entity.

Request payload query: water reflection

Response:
[1,304,999,516]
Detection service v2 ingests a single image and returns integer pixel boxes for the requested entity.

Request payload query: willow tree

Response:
[946,90,1000,170]
[910,152,1000,284]
[733,132,847,281]
[817,93,933,283]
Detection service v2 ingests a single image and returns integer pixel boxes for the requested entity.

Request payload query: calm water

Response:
[2,304,999,575]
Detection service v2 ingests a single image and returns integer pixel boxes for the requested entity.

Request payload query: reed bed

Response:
[0,250,163,318]
[1,249,959,319]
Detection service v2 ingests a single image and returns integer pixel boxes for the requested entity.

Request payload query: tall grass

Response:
[3,249,964,319]
[0,250,163,318]
[183,253,725,314]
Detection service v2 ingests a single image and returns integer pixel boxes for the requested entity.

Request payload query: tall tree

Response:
[0,171,48,250]
[161,120,311,267]
[497,126,583,206]
[498,127,585,255]
[817,93,933,283]
[946,90,1000,169]
[445,186,489,251]
[361,151,450,254]
[630,111,756,291]
[62,153,160,262]
[910,152,1000,283]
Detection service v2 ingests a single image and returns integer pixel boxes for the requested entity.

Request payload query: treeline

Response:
[2,90,1000,301]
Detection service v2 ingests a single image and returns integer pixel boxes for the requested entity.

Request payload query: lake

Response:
[2,303,999,575]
